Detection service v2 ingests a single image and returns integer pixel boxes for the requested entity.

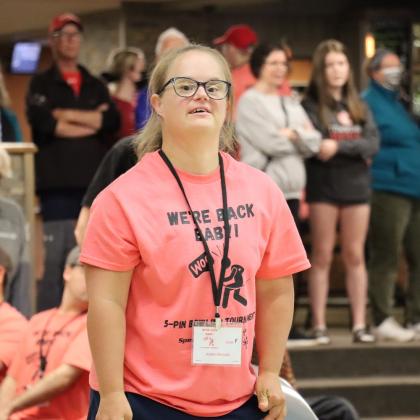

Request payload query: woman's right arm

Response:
[85,265,133,419]
[289,104,322,158]
[236,94,296,158]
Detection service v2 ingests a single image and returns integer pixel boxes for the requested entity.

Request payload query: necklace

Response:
[34,308,86,379]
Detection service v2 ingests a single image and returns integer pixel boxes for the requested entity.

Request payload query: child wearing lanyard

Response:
[0,247,90,419]
[81,45,310,420]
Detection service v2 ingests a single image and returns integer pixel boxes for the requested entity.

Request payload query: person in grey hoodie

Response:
[0,148,31,316]
[236,42,321,346]
[236,42,321,222]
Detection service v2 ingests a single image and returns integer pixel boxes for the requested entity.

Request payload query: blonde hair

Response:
[0,147,12,178]
[135,44,236,160]
[107,47,145,81]
[305,39,366,127]
[0,67,10,107]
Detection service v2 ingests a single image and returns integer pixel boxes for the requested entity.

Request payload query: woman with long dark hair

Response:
[302,40,379,344]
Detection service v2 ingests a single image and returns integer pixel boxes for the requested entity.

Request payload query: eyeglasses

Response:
[265,60,288,68]
[52,30,82,40]
[157,77,231,100]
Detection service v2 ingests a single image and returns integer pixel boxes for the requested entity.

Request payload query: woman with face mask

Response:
[301,40,379,345]
[365,49,403,91]
[362,49,420,342]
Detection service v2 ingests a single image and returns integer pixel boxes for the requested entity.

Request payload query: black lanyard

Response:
[35,309,85,379]
[159,150,230,327]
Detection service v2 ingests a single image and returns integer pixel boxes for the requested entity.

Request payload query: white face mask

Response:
[381,66,403,90]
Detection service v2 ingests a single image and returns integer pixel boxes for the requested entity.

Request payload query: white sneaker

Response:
[407,322,420,340]
[373,317,415,342]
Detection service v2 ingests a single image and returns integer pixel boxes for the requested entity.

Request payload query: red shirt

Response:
[61,71,82,96]
[0,303,28,383]
[232,63,256,114]
[8,309,91,420]
[112,96,136,143]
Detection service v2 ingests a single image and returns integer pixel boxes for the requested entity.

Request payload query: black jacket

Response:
[26,64,120,192]
[82,135,137,207]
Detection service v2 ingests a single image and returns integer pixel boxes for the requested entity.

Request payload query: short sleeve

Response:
[62,328,91,372]
[80,188,141,271]
[0,320,27,369]
[6,325,31,380]
[256,185,310,280]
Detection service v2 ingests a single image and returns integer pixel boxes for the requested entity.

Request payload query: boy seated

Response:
[0,247,91,419]
[0,247,28,384]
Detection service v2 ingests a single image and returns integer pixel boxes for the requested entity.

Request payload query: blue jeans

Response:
[88,391,265,419]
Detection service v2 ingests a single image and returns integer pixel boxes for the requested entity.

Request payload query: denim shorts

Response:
[88,390,265,419]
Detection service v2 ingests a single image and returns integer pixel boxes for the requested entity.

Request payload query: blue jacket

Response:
[362,80,420,199]
[0,107,22,141]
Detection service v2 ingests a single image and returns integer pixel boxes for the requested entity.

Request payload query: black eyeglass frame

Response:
[51,30,83,39]
[157,77,231,100]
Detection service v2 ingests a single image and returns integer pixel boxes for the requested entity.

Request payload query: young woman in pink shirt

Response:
[81,45,310,419]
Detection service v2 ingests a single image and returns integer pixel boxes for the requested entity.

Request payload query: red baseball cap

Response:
[213,24,258,50]
[49,13,83,34]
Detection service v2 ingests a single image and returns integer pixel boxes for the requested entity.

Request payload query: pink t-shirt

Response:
[0,302,28,383]
[80,151,310,417]
[8,309,91,420]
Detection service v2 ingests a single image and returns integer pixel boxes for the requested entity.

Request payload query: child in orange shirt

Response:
[0,247,28,384]
[0,247,91,420]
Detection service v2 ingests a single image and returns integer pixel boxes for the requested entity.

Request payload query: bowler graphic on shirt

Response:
[80,151,311,417]
[189,251,247,309]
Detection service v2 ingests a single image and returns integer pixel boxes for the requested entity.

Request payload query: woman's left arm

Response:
[290,104,322,158]
[255,275,294,420]
[336,106,380,159]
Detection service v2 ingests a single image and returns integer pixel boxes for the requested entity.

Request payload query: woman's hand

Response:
[318,139,338,161]
[256,371,287,420]
[0,406,12,420]
[279,128,298,142]
[96,391,132,420]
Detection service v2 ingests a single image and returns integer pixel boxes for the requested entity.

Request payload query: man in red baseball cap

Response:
[48,13,83,35]
[213,24,258,109]
[213,24,257,50]
[26,12,120,313]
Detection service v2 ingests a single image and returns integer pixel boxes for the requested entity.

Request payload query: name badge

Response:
[192,323,242,366]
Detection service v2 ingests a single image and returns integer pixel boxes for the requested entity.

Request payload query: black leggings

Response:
[88,391,265,419]
[286,199,300,228]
